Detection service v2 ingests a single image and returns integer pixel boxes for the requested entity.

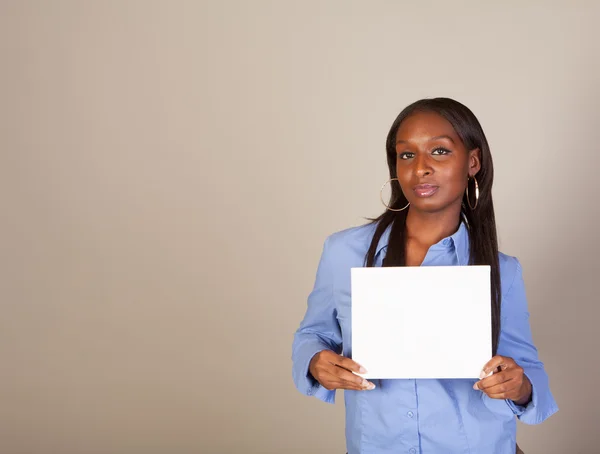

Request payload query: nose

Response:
[414,153,433,178]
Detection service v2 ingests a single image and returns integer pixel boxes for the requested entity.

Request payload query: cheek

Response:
[395,165,411,185]
[396,160,413,175]
[440,167,468,194]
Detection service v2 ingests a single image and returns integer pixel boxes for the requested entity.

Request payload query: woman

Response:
[291,98,558,453]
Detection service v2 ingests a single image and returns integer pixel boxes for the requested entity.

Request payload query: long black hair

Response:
[365,98,501,355]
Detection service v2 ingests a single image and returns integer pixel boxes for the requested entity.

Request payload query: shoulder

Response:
[326,222,376,246]
[325,222,377,251]
[321,222,377,266]
[498,251,519,274]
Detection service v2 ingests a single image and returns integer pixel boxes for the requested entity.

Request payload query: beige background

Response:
[1,1,598,453]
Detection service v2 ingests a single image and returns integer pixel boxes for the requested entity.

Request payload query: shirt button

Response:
[409,449,417,454]
[407,411,414,418]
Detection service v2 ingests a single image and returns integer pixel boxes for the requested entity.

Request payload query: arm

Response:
[495,258,559,424]
[291,237,342,404]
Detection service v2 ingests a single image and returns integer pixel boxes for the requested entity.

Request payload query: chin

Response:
[410,199,455,214]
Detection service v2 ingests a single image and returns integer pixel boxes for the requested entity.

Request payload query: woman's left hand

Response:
[473,355,532,405]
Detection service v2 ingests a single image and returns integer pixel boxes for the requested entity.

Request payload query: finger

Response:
[315,357,366,387]
[474,370,517,390]
[482,379,520,397]
[333,366,366,386]
[480,356,514,377]
[336,367,376,390]
[323,369,375,391]
[318,369,358,391]
[317,362,367,389]
[486,391,520,400]
[342,378,375,391]
[332,356,368,374]
[316,351,362,375]
[330,366,374,390]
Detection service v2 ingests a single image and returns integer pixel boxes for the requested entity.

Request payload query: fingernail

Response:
[473,382,479,390]
[358,366,367,374]
[479,370,487,379]
[367,382,376,390]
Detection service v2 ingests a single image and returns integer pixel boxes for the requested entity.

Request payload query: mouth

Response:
[413,184,439,198]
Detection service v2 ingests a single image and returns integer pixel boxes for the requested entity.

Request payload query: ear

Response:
[468,148,482,177]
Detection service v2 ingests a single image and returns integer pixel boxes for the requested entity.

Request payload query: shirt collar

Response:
[448,220,470,266]
[375,218,471,265]
[375,223,391,259]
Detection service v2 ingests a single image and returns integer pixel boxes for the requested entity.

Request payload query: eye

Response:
[432,147,451,156]
[398,151,414,160]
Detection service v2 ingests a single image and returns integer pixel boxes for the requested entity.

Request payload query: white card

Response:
[351,266,491,379]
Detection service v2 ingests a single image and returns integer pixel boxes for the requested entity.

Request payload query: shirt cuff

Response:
[293,339,337,404]
[310,382,337,404]
[505,397,528,415]
[505,367,559,424]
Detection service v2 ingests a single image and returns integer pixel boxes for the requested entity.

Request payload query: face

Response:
[394,111,481,214]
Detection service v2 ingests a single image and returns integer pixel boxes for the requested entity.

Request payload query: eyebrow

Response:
[396,135,455,145]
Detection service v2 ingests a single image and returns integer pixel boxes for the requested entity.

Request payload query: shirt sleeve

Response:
[493,257,559,424]
[291,236,342,404]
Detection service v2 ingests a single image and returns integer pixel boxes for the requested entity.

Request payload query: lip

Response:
[413,184,439,198]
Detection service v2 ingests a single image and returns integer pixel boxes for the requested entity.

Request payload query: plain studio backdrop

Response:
[1,1,598,453]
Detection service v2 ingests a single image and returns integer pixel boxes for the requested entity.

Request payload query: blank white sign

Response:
[351,266,491,379]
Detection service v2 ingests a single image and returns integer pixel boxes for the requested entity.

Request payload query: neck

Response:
[405,204,462,247]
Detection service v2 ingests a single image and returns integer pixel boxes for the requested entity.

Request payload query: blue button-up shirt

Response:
[292,221,558,453]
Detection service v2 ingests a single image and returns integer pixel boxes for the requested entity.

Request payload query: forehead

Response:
[395,111,460,144]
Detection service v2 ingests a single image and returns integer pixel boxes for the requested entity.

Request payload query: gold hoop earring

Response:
[466,176,479,210]
[380,178,410,212]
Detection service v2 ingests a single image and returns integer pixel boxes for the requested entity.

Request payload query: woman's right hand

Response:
[309,350,376,391]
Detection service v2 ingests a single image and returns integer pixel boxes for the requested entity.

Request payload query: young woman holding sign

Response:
[292,98,557,453]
